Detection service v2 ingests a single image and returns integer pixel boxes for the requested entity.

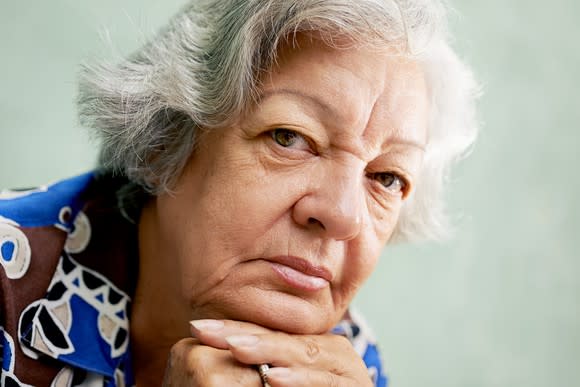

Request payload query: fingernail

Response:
[225,335,259,348]
[267,367,292,379]
[190,319,224,331]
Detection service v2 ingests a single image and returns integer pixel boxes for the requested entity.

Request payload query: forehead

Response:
[258,36,429,154]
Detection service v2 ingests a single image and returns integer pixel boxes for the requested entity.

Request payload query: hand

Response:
[188,319,374,387]
[162,336,263,386]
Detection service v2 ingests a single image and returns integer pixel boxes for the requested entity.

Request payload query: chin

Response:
[250,305,334,334]
[199,289,342,334]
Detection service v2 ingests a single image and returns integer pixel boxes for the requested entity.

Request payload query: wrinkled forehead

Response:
[259,33,427,104]
[252,34,428,145]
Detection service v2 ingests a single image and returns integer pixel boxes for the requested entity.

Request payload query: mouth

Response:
[265,255,332,292]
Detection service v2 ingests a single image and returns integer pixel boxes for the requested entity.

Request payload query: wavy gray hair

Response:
[78,0,479,242]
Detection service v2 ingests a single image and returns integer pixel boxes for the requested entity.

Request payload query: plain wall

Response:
[1,1,578,386]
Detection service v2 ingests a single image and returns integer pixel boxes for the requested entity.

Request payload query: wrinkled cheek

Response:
[333,259,377,312]
[219,194,300,251]
[337,238,382,297]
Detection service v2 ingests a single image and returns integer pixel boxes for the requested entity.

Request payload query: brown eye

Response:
[271,129,299,147]
[371,172,406,194]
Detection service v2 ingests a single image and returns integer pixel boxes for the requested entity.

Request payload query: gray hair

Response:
[78,0,479,242]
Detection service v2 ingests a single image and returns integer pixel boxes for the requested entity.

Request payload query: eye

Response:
[270,128,311,152]
[369,172,407,195]
[271,128,300,147]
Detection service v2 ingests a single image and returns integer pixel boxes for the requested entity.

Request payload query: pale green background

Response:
[1,1,578,386]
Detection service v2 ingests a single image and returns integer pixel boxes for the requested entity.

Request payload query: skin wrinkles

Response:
[257,62,426,198]
[247,93,423,199]
[131,35,429,380]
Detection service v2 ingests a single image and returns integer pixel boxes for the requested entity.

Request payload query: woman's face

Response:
[149,38,428,334]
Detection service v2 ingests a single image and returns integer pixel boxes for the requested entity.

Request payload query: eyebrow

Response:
[259,88,341,119]
[383,136,426,151]
[258,88,426,152]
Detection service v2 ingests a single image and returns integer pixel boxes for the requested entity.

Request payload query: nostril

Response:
[307,217,325,229]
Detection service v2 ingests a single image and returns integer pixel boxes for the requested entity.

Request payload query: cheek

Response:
[176,160,312,263]
[206,164,312,234]
[333,207,397,303]
[348,240,381,284]
[331,254,379,314]
[368,195,405,242]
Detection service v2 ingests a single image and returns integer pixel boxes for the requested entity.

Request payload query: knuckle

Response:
[168,338,194,360]
[330,367,347,377]
[167,339,211,372]
[303,337,321,363]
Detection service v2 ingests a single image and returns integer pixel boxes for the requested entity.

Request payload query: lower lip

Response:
[270,262,329,291]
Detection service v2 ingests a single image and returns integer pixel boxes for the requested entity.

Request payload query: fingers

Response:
[224,333,358,371]
[190,319,272,349]
[224,333,374,386]
[266,367,369,387]
[191,319,360,373]
[188,319,373,387]
[165,337,262,386]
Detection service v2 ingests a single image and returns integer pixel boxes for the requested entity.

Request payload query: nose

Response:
[292,164,365,241]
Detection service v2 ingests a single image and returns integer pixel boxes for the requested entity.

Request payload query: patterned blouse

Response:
[0,172,388,386]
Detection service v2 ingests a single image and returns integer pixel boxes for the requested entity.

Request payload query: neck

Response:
[130,200,191,385]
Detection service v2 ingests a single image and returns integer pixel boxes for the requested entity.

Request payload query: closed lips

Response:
[266,255,332,291]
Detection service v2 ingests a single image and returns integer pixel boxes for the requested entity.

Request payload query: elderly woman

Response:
[0,0,477,386]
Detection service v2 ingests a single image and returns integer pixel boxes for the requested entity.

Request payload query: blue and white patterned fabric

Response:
[0,172,388,386]
[333,310,389,387]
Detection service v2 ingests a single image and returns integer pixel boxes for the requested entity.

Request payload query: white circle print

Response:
[0,217,31,279]
[64,211,92,254]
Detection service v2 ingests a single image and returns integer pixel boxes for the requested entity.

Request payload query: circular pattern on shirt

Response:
[64,211,91,254]
[0,219,31,279]
[58,207,72,225]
